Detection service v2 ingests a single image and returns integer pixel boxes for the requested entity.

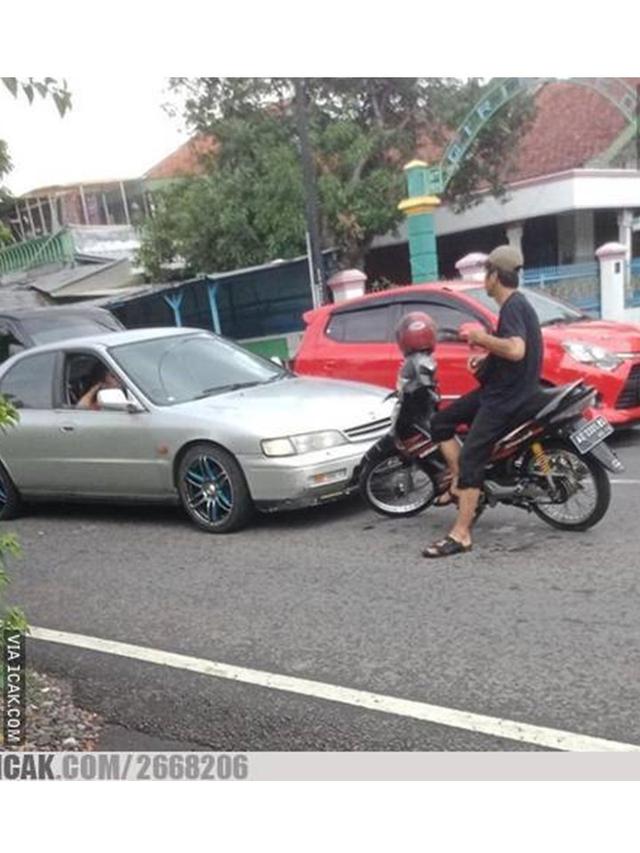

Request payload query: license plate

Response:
[569,416,614,454]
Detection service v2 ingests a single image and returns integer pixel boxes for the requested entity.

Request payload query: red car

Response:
[293,281,640,426]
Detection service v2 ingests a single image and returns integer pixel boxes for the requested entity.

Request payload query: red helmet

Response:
[395,311,437,355]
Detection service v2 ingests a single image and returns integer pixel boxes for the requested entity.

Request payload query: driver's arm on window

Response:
[76,382,102,409]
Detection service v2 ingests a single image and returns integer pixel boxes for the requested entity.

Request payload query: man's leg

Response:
[430,390,482,499]
[447,486,481,547]
[424,404,506,557]
[438,438,461,496]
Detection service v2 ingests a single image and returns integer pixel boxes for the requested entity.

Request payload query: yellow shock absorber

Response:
[531,441,551,476]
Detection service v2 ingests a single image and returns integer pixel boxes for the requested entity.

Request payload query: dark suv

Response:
[0,306,124,363]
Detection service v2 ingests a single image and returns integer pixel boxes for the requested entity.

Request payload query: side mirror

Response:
[97,388,143,413]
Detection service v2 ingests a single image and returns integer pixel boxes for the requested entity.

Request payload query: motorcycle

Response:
[358,347,624,532]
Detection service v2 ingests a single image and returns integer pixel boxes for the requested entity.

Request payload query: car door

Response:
[0,350,64,492]
[320,303,401,388]
[48,350,167,498]
[393,297,492,403]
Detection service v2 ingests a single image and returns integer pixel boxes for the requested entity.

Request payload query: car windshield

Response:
[22,314,123,344]
[466,287,589,327]
[108,332,287,405]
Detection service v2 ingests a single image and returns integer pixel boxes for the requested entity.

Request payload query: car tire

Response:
[0,462,21,521]
[177,443,254,533]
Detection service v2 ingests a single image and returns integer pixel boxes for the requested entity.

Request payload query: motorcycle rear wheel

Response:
[529,441,610,531]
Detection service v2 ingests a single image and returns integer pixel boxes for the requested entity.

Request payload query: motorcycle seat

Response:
[531,381,584,420]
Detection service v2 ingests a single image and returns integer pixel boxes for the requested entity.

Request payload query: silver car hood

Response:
[174,375,393,438]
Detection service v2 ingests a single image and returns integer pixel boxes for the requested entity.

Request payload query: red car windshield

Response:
[465,287,590,327]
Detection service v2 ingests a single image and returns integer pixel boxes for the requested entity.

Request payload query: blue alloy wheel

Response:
[184,455,234,524]
[177,443,253,533]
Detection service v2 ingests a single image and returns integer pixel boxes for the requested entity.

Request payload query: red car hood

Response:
[542,319,640,354]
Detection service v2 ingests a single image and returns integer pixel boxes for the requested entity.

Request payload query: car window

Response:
[0,352,57,409]
[325,305,395,343]
[63,353,123,408]
[0,332,25,364]
[395,301,485,342]
[466,286,586,326]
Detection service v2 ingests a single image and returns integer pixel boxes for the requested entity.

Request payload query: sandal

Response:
[421,535,472,559]
[434,489,457,508]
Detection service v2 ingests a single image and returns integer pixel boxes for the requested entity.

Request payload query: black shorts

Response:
[430,389,517,489]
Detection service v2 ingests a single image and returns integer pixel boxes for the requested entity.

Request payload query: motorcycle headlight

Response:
[563,342,623,372]
[261,430,346,457]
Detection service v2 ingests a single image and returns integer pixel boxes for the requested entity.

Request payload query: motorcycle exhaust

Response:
[483,481,518,504]
[484,480,547,505]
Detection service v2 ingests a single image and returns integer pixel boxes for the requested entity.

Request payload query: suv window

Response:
[326,305,395,343]
[0,352,57,409]
[21,314,121,345]
[395,301,485,342]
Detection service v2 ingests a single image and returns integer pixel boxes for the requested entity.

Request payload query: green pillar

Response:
[398,160,441,283]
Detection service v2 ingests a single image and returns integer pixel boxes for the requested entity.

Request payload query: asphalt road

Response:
[6,428,640,751]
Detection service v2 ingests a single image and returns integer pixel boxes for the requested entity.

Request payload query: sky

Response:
[0,77,188,195]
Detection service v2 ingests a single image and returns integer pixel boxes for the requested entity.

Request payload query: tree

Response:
[0,78,72,242]
[141,78,535,278]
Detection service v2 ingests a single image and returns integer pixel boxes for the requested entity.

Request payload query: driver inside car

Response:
[76,364,123,411]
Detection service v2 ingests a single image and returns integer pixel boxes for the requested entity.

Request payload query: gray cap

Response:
[487,245,524,273]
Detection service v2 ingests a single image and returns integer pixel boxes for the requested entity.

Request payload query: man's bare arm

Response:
[467,329,526,362]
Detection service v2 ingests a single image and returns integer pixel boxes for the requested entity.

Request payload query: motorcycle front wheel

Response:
[528,441,611,531]
[359,444,437,517]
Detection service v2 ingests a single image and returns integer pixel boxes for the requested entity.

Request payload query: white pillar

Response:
[617,209,633,262]
[48,195,60,232]
[596,242,627,321]
[120,181,132,226]
[558,211,595,265]
[455,252,488,281]
[557,212,574,264]
[575,210,595,263]
[327,269,366,303]
[506,222,524,253]
[78,184,89,225]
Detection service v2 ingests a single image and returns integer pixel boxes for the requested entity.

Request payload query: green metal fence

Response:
[0,230,75,277]
[625,259,640,308]
[523,262,601,315]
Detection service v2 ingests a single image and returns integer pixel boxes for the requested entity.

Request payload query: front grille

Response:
[344,417,391,441]
[616,364,640,409]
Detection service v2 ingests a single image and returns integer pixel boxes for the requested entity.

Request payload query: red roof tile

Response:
[144,134,218,180]
[509,79,637,181]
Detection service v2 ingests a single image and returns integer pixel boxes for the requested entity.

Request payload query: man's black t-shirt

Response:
[478,290,543,414]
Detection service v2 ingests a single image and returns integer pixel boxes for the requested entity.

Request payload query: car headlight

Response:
[562,342,623,372]
[261,430,346,457]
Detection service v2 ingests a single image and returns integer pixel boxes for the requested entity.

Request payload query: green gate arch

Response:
[400,77,638,282]
[424,77,638,195]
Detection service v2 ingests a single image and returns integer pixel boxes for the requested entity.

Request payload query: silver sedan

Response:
[0,327,394,532]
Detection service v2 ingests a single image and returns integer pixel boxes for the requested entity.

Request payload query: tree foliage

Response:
[141,78,536,277]
[1,78,73,241]
[1,77,72,119]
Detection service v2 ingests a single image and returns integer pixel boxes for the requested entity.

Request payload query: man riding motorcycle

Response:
[421,245,543,559]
